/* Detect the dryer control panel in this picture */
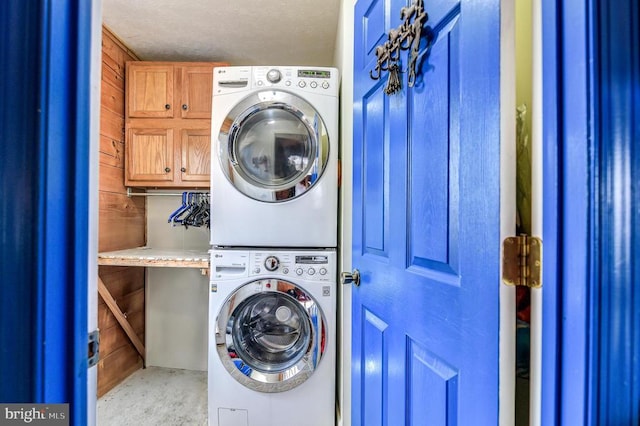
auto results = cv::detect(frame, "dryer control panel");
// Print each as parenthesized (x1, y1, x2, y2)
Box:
(212, 66, 339, 97)
(253, 66, 339, 97)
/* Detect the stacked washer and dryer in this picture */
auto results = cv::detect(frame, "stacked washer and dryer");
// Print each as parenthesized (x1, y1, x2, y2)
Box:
(208, 66, 339, 426)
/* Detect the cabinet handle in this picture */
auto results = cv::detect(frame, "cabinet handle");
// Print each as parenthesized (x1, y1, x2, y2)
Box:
(165, 104, 171, 110)
(182, 104, 188, 110)
(165, 167, 171, 173)
(181, 167, 186, 172)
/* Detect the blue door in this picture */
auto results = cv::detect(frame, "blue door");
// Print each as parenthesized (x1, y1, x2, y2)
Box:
(352, 0, 508, 424)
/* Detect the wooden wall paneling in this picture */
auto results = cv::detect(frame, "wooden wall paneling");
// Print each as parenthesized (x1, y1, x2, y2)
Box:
(101, 26, 135, 78)
(97, 266, 145, 300)
(99, 135, 124, 168)
(100, 109, 124, 143)
(101, 78, 124, 116)
(98, 25, 145, 396)
(99, 164, 129, 195)
(102, 62, 124, 91)
(97, 345, 143, 398)
(98, 279, 146, 361)
(99, 311, 145, 354)
(97, 299, 145, 335)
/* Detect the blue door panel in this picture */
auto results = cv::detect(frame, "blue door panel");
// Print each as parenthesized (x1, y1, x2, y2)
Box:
(363, 83, 389, 255)
(353, 0, 504, 424)
(408, 13, 460, 275)
(363, 0, 388, 65)
(361, 309, 387, 426)
(407, 340, 459, 426)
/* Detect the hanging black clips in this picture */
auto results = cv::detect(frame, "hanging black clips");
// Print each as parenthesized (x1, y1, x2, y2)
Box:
(370, 0, 429, 95)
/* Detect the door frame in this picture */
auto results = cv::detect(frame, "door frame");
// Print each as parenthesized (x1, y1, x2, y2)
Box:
(541, 0, 595, 423)
(541, 0, 640, 424)
(0, 0, 97, 424)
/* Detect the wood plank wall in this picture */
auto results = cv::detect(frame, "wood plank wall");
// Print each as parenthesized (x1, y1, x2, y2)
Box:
(98, 27, 146, 397)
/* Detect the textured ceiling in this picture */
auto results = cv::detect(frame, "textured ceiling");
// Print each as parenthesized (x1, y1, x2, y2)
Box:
(102, 0, 341, 66)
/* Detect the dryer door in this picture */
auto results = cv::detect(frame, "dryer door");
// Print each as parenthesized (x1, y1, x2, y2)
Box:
(217, 90, 330, 202)
(215, 278, 327, 393)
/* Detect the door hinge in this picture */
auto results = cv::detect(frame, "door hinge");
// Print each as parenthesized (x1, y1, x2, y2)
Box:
(88, 329, 100, 367)
(502, 235, 542, 288)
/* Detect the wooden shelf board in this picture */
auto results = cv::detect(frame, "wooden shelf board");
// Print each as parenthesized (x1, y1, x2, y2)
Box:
(98, 247, 209, 268)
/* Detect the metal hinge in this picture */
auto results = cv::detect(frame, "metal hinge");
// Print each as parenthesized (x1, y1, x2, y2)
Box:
(88, 329, 100, 367)
(502, 235, 542, 288)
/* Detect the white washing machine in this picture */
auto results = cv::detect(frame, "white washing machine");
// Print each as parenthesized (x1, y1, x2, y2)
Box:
(208, 248, 336, 426)
(210, 66, 339, 248)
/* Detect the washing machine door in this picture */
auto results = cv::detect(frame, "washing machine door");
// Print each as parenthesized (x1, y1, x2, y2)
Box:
(218, 90, 330, 202)
(215, 278, 327, 392)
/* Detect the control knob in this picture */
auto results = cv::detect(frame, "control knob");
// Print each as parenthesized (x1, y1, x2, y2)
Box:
(264, 256, 280, 271)
(266, 69, 282, 83)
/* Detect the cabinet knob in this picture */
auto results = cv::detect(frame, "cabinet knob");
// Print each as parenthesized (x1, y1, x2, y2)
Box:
(182, 104, 188, 110)
(165, 167, 171, 173)
(165, 104, 171, 110)
(181, 167, 186, 172)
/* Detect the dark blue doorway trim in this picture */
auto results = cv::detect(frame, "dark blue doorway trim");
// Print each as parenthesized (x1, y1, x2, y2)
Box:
(0, 0, 43, 402)
(542, 0, 595, 423)
(1, 1, 92, 424)
(543, 0, 640, 424)
(540, 0, 561, 422)
(592, 0, 640, 423)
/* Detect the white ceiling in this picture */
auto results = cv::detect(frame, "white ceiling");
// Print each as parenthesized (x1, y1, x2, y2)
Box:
(101, 0, 341, 66)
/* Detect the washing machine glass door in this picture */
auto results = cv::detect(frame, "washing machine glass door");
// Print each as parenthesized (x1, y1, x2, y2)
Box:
(218, 90, 330, 202)
(216, 279, 327, 392)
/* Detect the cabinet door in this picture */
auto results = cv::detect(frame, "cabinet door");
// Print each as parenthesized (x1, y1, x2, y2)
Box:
(127, 64, 174, 118)
(126, 127, 174, 183)
(180, 66, 213, 119)
(180, 128, 210, 183)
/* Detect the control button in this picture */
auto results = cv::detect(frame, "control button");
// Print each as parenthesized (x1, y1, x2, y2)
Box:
(298, 81, 306, 88)
(308, 268, 316, 275)
(253, 267, 261, 274)
(282, 267, 289, 274)
(267, 69, 282, 83)
(257, 80, 264, 86)
(310, 81, 318, 88)
(264, 256, 280, 271)
(295, 268, 304, 276)
(285, 80, 292, 86)
(319, 268, 327, 275)
(322, 81, 330, 89)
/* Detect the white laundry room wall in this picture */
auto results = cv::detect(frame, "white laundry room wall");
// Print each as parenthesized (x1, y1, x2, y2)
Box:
(145, 191, 210, 371)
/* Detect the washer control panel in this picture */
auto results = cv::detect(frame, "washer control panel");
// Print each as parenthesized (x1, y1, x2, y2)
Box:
(250, 251, 334, 281)
(252, 66, 339, 97)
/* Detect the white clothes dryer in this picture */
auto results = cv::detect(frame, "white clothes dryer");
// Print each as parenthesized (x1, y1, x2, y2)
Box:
(210, 66, 339, 247)
(208, 248, 336, 426)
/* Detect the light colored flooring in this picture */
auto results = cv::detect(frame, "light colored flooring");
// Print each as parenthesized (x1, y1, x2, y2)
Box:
(97, 367, 207, 426)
